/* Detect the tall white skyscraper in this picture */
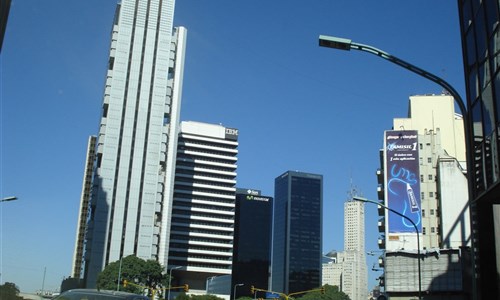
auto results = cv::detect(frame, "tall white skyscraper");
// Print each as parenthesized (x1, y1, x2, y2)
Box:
(342, 189, 368, 300)
(321, 188, 368, 300)
(72, 0, 187, 288)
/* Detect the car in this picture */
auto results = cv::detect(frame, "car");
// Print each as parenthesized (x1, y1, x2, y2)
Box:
(52, 289, 149, 300)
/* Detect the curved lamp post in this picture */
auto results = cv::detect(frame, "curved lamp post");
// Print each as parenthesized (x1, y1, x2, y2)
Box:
(319, 34, 475, 299)
(318, 34, 472, 201)
(233, 283, 244, 300)
(353, 196, 421, 300)
(168, 266, 182, 300)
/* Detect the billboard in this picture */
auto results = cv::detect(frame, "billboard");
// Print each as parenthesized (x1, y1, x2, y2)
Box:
(385, 130, 421, 233)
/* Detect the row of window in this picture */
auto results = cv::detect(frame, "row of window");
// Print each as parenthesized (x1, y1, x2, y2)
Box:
(422, 226, 438, 235)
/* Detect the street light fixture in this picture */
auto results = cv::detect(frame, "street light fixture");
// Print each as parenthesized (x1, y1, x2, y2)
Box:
(1, 196, 18, 202)
(168, 266, 182, 300)
(233, 283, 244, 300)
(319, 34, 475, 299)
(318, 34, 471, 187)
(353, 196, 421, 300)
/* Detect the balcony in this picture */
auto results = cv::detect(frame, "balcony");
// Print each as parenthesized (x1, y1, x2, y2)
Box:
(378, 235, 386, 249)
(378, 217, 385, 232)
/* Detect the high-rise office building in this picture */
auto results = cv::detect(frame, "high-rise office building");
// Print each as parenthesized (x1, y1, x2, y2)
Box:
(72, 136, 97, 279)
(457, 2, 500, 299)
(231, 188, 273, 299)
(377, 94, 470, 298)
(342, 192, 368, 300)
(271, 171, 323, 294)
(321, 188, 367, 300)
(72, 0, 187, 287)
(166, 121, 238, 293)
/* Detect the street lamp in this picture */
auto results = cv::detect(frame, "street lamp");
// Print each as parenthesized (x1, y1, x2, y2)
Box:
(168, 266, 181, 300)
(353, 196, 421, 300)
(318, 34, 472, 192)
(1, 196, 18, 202)
(319, 34, 475, 299)
(233, 283, 244, 300)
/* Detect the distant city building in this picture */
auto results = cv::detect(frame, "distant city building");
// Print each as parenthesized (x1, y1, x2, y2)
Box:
(321, 187, 368, 300)
(322, 251, 344, 289)
(72, 0, 187, 288)
(271, 171, 323, 294)
(342, 192, 368, 300)
(231, 188, 273, 299)
(166, 121, 238, 294)
(458, 2, 500, 299)
(377, 94, 470, 299)
(72, 136, 97, 279)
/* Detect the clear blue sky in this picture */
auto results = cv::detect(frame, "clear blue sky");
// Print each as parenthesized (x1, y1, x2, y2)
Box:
(1, 0, 464, 294)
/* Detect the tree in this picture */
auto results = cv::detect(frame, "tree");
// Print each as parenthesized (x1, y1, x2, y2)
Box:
(174, 295, 224, 300)
(297, 285, 350, 300)
(0, 282, 23, 300)
(96, 255, 169, 297)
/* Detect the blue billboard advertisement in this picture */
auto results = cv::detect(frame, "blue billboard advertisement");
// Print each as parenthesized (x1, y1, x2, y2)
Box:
(385, 130, 421, 233)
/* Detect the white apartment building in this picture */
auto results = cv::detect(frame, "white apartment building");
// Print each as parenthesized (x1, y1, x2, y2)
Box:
(73, 0, 187, 288)
(378, 94, 470, 298)
(165, 121, 238, 294)
(322, 192, 367, 300)
(343, 198, 368, 300)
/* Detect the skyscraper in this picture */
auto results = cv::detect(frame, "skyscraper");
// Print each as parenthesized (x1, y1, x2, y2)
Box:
(457, 2, 500, 299)
(231, 188, 273, 299)
(72, 0, 187, 287)
(342, 190, 368, 300)
(271, 171, 323, 294)
(72, 136, 97, 279)
(166, 121, 238, 293)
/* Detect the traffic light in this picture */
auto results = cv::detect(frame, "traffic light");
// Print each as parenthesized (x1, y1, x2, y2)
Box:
(250, 285, 255, 294)
(320, 286, 325, 294)
(183, 284, 189, 292)
(123, 280, 128, 287)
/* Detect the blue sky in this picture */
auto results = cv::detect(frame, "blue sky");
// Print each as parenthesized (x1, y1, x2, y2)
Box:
(0, 0, 464, 294)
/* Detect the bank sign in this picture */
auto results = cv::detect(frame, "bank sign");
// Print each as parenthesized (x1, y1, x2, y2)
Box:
(384, 130, 422, 233)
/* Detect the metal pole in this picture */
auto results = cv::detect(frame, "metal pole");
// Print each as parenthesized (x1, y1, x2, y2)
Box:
(354, 196, 421, 300)
(168, 266, 181, 300)
(117, 257, 123, 291)
(233, 283, 243, 300)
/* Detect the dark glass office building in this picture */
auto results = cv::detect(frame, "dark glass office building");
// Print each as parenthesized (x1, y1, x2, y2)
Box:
(271, 171, 323, 294)
(458, 1, 500, 299)
(231, 189, 273, 300)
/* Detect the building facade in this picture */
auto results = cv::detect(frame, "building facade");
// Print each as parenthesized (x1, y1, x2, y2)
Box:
(166, 121, 238, 294)
(72, 136, 97, 279)
(322, 251, 344, 289)
(377, 94, 470, 298)
(271, 171, 323, 294)
(73, 0, 187, 287)
(343, 196, 368, 300)
(231, 188, 273, 299)
(457, 1, 500, 299)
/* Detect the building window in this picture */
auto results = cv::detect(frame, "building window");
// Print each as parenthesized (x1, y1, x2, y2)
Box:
(421, 192, 425, 200)
(428, 174, 433, 180)
(430, 209, 435, 215)
(422, 209, 425, 217)
(423, 227, 426, 235)
(431, 227, 435, 233)
(419, 143, 423, 150)
(429, 191, 434, 198)
(427, 157, 432, 163)
(420, 175, 424, 182)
